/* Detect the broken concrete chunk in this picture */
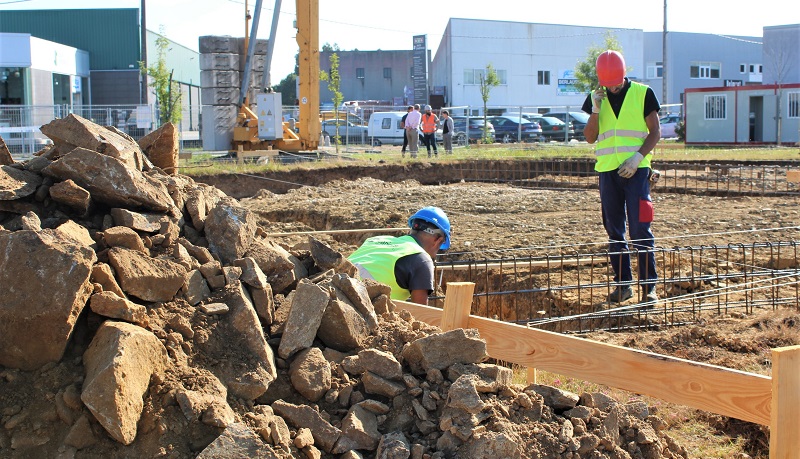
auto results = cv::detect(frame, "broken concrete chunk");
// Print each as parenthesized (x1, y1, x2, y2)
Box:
(234, 256, 268, 289)
(183, 269, 211, 305)
(195, 423, 281, 459)
(288, 347, 332, 403)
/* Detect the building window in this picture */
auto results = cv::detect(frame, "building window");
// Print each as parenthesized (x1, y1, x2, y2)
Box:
(356, 68, 365, 79)
(647, 62, 663, 79)
(463, 68, 507, 85)
(690, 62, 721, 79)
(704, 95, 726, 120)
(758, 64, 763, 74)
(739, 64, 746, 73)
(789, 92, 800, 119)
(537, 71, 550, 85)
(383, 68, 391, 79)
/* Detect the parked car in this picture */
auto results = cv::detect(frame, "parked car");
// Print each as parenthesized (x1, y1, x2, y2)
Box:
(660, 114, 681, 139)
(321, 119, 369, 144)
(542, 111, 590, 140)
(531, 116, 575, 141)
(451, 116, 495, 144)
(487, 115, 543, 143)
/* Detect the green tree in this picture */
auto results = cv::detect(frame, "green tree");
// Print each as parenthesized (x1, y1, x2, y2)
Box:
(319, 53, 343, 152)
(274, 73, 297, 106)
(139, 31, 182, 126)
(573, 32, 626, 93)
(479, 64, 500, 143)
(321, 42, 340, 52)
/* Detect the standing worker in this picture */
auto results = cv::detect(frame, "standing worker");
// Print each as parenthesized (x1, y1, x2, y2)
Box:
(441, 110, 454, 154)
(404, 104, 422, 158)
(400, 105, 413, 157)
(582, 50, 661, 304)
(420, 105, 439, 158)
(347, 207, 451, 305)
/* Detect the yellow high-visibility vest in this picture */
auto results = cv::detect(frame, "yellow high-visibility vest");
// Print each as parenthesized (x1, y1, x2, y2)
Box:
(594, 81, 652, 172)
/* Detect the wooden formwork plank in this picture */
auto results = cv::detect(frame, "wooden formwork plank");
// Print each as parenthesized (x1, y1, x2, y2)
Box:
(770, 345, 800, 458)
(397, 299, 772, 426)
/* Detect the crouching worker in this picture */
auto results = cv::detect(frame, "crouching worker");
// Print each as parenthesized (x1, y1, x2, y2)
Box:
(348, 207, 451, 305)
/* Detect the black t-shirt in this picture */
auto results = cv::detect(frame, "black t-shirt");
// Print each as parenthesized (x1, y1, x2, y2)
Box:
(581, 78, 660, 118)
(394, 251, 435, 294)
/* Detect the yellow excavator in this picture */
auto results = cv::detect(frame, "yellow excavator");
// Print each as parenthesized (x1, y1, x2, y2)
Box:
(232, 0, 320, 155)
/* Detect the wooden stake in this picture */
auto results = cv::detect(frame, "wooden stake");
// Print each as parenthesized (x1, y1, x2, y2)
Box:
(440, 282, 474, 331)
(770, 345, 800, 458)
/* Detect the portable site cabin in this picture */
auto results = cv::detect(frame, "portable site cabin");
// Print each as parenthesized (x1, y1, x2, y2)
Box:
(684, 83, 800, 145)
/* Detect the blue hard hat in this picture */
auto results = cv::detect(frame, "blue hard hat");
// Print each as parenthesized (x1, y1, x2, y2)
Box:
(408, 206, 451, 250)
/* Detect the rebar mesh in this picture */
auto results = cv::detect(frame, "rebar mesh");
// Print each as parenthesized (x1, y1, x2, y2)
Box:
(434, 241, 800, 333)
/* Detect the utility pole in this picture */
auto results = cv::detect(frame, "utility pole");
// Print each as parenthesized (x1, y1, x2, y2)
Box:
(662, 0, 668, 108)
(140, 0, 148, 104)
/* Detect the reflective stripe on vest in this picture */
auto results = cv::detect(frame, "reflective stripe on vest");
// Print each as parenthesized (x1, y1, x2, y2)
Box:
(594, 81, 652, 172)
(347, 235, 427, 300)
(421, 113, 437, 134)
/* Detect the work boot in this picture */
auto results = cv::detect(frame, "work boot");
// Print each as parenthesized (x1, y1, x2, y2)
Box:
(641, 287, 658, 305)
(607, 286, 633, 303)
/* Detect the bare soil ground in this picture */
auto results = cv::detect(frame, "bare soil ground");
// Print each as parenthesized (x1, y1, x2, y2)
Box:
(233, 171, 800, 458)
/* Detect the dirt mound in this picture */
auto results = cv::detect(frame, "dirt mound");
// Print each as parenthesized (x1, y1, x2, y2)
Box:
(0, 119, 697, 458)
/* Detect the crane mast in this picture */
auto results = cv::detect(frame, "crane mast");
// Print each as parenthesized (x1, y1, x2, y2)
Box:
(232, 0, 319, 154)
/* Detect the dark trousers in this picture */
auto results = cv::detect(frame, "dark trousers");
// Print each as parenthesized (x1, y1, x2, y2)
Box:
(422, 133, 437, 154)
(402, 131, 408, 152)
(599, 167, 657, 287)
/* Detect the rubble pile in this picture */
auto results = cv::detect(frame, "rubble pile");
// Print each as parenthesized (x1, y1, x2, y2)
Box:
(0, 117, 687, 458)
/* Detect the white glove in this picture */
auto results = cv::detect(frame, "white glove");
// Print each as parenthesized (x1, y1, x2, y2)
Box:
(591, 88, 605, 113)
(618, 152, 644, 178)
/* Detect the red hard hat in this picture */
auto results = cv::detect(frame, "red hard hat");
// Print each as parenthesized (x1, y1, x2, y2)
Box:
(596, 50, 626, 87)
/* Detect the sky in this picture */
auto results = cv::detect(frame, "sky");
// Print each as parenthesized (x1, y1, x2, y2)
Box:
(2, 0, 789, 82)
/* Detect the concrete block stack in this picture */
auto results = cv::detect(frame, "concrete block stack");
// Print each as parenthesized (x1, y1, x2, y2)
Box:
(199, 35, 268, 151)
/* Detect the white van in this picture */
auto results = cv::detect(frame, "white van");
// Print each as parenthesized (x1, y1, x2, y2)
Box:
(367, 111, 408, 146)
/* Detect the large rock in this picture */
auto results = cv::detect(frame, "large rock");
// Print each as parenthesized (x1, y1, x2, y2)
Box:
(39, 113, 147, 171)
(316, 294, 370, 353)
(138, 122, 179, 174)
(0, 164, 42, 200)
(107, 247, 187, 302)
(204, 282, 277, 399)
(42, 148, 175, 213)
(81, 321, 168, 445)
(196, 423, 282, 459)
(272, 400, 341, 454)
(0, 229, 96, 370)
(205, 199, 257, 265)
(288, 347, 331, 402)
(400, 328, 488, 375)
(49, 179, 91, 214)
(277, 280, 330, 360)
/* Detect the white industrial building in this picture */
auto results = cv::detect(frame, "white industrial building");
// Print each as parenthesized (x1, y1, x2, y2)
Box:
(430, 19, 644, 113)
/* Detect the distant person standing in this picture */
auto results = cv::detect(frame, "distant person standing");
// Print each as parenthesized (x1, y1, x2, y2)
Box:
(420, 105, 439, 158)
(404, 104, 422, 158)
(582, 50, 661, 305)
(400, 105, 413, 157)
(441, 110, 454, 154)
